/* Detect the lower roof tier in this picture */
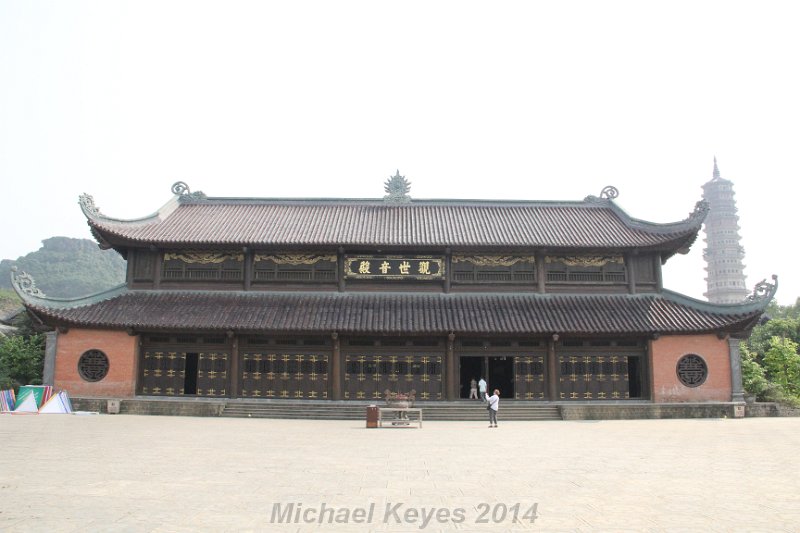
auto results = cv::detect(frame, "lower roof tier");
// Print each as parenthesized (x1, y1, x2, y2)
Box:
(22, 289, 766, 337)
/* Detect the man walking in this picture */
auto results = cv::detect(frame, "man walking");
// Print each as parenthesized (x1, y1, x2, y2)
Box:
(478, 377, 487, 402)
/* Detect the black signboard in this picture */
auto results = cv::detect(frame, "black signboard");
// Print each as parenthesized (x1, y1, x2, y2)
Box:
(344, 256, 445, 280)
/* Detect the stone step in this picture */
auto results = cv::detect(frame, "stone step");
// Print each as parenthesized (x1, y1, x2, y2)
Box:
(220, 402, 562, 421)
(222, 408, 558, 414)
(222, 413, 559, 420)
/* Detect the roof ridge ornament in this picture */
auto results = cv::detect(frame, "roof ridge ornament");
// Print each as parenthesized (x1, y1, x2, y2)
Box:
(384, 170, 411, 203)
(10, 267, 46, 298)
(171, 181, 207, 200)
(746, 275, 778, 302)
(600, 186, 619, 199)
(713, 156, 721, 180)
(585, 185, 618, 203)
(78, 193, 103, 218)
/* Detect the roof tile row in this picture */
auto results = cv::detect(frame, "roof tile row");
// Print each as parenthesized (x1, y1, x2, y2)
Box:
(88, 200, 704, 250)
(30, 290, 760, 335)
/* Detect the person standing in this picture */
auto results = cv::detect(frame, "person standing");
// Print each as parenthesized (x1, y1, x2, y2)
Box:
(486, 389, 500, 427)
(469, 378, 478, 399)
(478, 377, 487, 402)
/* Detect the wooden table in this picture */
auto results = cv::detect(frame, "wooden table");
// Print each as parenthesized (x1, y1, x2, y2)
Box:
(377, 407, 422, 428)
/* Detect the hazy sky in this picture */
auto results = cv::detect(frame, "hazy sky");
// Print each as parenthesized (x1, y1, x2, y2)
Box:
(1, 1, 798, 304)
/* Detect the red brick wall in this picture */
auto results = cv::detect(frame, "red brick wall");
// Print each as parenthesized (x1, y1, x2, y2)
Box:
(55, 328, 138, 398)
(650, 334, 731, 402)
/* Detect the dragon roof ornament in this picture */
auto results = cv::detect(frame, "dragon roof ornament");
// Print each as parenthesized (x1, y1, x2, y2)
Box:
(689, 200, 710, 221)
(79, 193, 103, 218)
(746, 275, 778, 303)
(10, 267, 46, 298)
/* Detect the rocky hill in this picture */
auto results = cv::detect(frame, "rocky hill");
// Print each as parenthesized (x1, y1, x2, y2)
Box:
(0, 237, 126, 299)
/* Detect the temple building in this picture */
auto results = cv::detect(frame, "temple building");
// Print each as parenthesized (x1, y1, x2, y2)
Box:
(12, 174, 776, 410)
(702, 158, 749, 304)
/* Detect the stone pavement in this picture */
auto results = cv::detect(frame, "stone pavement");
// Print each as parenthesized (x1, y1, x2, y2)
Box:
(1, 414, 799, 532)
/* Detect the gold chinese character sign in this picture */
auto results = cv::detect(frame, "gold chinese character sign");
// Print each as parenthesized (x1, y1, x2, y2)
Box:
(344, 256, 445, 280)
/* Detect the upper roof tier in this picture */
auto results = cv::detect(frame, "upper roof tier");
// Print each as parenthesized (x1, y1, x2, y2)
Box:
(80, 182, 708, 255)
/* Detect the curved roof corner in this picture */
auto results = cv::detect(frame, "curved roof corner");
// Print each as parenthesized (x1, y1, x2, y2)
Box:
(10, 267, 127, 311)
(606, 197, 708, 261)
(79, 191, 181, 225)
(610, 198, 708, 236)
(663, 274, 778, 316)
(79, 184, 189, 250)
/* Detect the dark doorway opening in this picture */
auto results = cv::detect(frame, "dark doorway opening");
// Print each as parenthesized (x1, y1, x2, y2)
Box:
(488, 356, 514, 398)
(459, 357, 483, 399)
(184, 352, 199, 395)
(628, 357, 642, 399)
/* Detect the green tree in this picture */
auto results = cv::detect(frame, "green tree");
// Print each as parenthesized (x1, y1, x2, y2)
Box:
(740, 299, 800, 406)
(763, 336, 800, 397)
(0, 333, 44, 390)
(740, 344, 768, 397)
(764, 299, 800, 320)
(744, 317, 800, 362)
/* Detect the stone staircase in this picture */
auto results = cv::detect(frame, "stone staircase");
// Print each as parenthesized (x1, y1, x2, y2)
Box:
(221, 400, 562, 421)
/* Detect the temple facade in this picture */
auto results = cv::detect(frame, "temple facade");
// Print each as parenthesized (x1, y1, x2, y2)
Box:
(13, 175, 776, 406)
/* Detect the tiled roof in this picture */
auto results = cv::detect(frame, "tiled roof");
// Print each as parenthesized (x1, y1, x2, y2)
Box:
(82, 194, 707, 252)
(25, 289, 763, 336)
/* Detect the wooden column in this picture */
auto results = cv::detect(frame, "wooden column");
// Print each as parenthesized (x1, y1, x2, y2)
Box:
(228, 332, 239, 398)
(640, 339, 652, 400)
(547, 335, 559, 401)
(243, 247, 251, 291)
(128, 330, 141, 396)
(655, 253, 664, 292)
(647, 336, 658, 401)
(153, 249, 162, 290)
(537, 251, 546, 293)
(338, 248, 346, 292)
(446, 333, 456, 400)
(626, 252, 637, 294)
(135, 336, 144, 395)
(444, 248, 451, 294)
(331, 332, 342, 400)
(126, 251, 135, 289)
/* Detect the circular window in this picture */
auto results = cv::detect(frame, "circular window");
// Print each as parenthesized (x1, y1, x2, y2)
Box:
(78, 350, 110, 382)
(676, 354, 708, 387)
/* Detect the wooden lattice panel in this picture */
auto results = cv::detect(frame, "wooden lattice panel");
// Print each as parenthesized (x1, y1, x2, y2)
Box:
(343, 354, 443, 400)
(241, 352, 329, 399)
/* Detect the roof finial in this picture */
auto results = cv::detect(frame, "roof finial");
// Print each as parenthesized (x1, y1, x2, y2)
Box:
(384, 170, 412, 203)
(713, 156, 721, 180)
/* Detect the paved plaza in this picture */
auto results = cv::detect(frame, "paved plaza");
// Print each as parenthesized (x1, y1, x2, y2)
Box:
(1, 414, 799, 532)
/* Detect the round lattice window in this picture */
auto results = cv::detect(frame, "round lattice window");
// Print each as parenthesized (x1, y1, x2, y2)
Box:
(78, 350, 109, 382)
(676, 354, 708, 387)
